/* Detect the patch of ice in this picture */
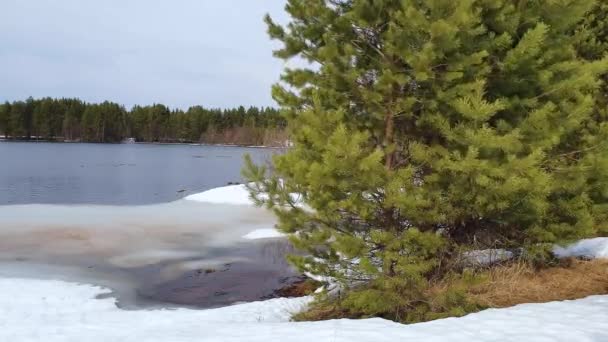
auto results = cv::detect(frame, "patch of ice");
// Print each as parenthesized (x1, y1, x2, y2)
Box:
(184, 183, 304, 208)
(184, 184, 255, 205)
(108, 250, 201, 268)
(166, 257, 250, 273)
(554, 237, 608, 259)
(242, 228, 286, 240)
(1, 278, 608, 341)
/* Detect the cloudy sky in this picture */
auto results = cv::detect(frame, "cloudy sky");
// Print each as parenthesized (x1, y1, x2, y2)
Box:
(0, 0, 289, 109)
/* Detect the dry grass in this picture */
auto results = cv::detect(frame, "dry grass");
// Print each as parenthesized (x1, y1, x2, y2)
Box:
(292, 300, 354, 322)
(295, 258, 608, 322)
(467, 258, 608, 308)
(276, 279, 322, 298)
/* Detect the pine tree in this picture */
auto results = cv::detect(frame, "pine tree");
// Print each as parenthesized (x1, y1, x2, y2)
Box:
(63, 101, 84, 141)
(576, 2, 608, 61)
(576, 2, 608, 233)
(9, 101, 27, 138)
(33, 99, 51, 139)
(81, 106, 97, 142)
(0, 102, 10, 138)
(245, 0, 608, 321)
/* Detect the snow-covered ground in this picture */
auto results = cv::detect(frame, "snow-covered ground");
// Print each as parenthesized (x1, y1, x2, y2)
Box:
(185, 184, 255, 205)
(1, 277, 607, 342)
(3, 184, 608, 341)
(554, 237, 608, 259)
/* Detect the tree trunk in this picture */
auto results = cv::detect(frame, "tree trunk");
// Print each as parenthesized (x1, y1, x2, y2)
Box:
(384, 110, 395, 169)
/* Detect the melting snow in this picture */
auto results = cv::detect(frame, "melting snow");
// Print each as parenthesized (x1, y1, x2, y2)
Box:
(185, 184, 304, 208)
(4, 183, 608, 340)
(185, 184, 254, 205)
(243, 229, 285, 240)
(0, 278, 607, 341)
(554, 237, 608, 259)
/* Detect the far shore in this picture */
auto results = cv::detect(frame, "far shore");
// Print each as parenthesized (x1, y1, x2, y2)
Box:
(0, 137, 290, 149)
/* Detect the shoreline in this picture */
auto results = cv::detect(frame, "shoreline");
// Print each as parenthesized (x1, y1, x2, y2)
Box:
(0, 196, 300, 310)
(0, 138, 289, 149)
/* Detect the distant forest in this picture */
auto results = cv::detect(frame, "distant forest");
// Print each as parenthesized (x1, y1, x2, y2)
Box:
(0, 98, 288, 146)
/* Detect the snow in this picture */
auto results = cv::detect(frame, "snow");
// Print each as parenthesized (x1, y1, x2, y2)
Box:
(5, 181, 607, 340)
(2, 277, 608, 341)
(184, 184, 254, 205)
(242, 228, 285, 240)
(457, 238, 608, 267)
(463, 249, 515, 266)
(554, 237, 608, 259)
(184, 183, 304, 208)
(457, 237, 608, 267)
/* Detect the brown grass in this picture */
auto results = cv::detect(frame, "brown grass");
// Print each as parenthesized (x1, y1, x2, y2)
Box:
(467, 258, 608, 308)
(276, 279, 322, 298)
(295, 258, 608, 322)
(293, 301, 354, 322)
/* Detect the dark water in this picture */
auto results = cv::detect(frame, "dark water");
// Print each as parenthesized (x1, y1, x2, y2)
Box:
(0, 141, 275, 205)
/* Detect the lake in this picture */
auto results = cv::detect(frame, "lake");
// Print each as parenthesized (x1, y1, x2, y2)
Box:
(0, 142, 275, 205)
(0, 142, 298, 309)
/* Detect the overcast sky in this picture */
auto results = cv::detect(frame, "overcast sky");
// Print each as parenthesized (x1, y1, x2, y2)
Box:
(0, 0, 289, 109)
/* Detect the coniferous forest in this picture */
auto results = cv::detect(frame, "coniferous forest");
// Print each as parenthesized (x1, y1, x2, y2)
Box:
(0, 98, 287, 146)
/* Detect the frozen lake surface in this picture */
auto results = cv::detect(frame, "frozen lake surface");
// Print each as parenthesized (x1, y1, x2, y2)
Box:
(0, 142, 296, 309)
(0, 199, 299, 309)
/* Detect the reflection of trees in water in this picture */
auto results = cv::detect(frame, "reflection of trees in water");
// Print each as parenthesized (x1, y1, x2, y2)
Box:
(258, 240, 296, 266)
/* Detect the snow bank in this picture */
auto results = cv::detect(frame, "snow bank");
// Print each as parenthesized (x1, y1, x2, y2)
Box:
(2, 277, 608, 341)
(554, 237, 608, 259)
(184, 184, 254, 205)
(185, 183, 304, 208)
(242, 228, 285, 240)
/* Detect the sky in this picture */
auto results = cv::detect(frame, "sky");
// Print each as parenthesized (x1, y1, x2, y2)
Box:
(0, 0, 290, 109)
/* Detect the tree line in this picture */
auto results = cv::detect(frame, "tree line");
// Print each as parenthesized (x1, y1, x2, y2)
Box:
(0, 98, 288, 146)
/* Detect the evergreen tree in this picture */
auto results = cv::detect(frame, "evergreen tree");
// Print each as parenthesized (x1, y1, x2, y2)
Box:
(245, 0, 608, 321)
(33, 98, 51, 139)
(186, 106, 212, 142)
(23, 97, 35, 140)
(0, 102, 10, 137)
(81, 106, 97, 142)
(63, 100, 85, 141)
(47, 99, 65, 139)
(576, 2, 608, 61)
(576, 2, 608, 233)
(9, 101, 27, 138)
(0, 97, 285, 145)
